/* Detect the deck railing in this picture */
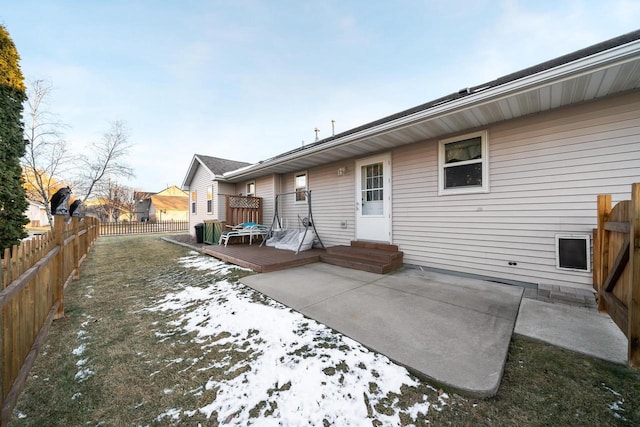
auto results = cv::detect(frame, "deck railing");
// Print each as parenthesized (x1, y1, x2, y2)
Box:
(1, 216, 99, 425)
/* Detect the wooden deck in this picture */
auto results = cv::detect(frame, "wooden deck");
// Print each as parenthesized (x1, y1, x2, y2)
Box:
(201, 244, 325, 273)
(200, 240, 404, 274)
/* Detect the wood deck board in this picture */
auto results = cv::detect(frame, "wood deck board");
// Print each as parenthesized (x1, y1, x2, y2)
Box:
(201, 244, 324, 273)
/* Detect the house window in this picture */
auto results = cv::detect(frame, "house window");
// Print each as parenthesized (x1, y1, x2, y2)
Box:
(191, 191, 196, 214)
(246, 182, 255, 197)
(294, 172, 307, 202)
(556, 234, 591, 272)
(438, 130, 488, 195)
(206, 186, 212, 214)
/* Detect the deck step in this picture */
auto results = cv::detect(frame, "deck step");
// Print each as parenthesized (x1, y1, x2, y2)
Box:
(326, 245, 403, 264)
(350, 241, 399, 252)
(320, 254, 400, 274)
(321, 242, 403, 274)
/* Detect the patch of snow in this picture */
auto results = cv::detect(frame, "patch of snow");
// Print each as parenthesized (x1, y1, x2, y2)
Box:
(71, 393, 82, 400)
(74, 368, 95, 382)
(156, 408, 182, 422)
(76, 358, 88, 366)
(602, 383, 627, 422)
(146, 254, 447, 425)
(72, 344, 86, 356)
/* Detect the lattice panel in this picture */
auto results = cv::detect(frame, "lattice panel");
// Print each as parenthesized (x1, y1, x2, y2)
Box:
(229, 196, 261, 209)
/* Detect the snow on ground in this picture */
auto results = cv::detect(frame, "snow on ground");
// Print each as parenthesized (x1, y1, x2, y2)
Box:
(148, 252, 449, 425)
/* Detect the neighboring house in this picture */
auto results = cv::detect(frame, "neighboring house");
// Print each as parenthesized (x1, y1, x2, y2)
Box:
(25, 200, 48, 227)
(148, 186, 189, 221)
(182, 30, 640, 291)
(134, 191, 154, 221)
(181, 155, 252, 232)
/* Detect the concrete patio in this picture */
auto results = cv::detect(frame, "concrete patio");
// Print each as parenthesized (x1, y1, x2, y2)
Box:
(240, 262, 628, 398)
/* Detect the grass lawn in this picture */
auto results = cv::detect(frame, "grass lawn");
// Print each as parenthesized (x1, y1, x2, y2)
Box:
(9, 234, 640, 426)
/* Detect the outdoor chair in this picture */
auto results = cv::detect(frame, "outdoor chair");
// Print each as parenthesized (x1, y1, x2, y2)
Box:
(219, 222, 269, 247)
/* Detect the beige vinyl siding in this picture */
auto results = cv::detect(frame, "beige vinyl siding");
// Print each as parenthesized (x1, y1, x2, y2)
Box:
(276, 162, 355, 246)
(255, 175, 277, 226)
(216, 182, 235, 222)
(392, 91, 640, 290)
(305, 161, 355, 247)
(187, 163, 213, 235)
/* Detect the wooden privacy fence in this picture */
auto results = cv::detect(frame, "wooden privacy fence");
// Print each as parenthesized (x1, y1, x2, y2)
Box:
(99, 220, 188, 236)
(0, 216, 99, 425)
(594, 183, 640, 367)
(225, 195, 262, 226)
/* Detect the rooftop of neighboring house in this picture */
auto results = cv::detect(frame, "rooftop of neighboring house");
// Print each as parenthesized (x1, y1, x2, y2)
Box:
(150, 194, 188, 211)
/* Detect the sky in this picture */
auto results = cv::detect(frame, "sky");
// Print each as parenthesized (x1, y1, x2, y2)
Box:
(2, 0, 640, 192)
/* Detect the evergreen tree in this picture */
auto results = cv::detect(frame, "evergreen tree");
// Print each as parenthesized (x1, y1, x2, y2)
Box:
(0, 25, 29, 251)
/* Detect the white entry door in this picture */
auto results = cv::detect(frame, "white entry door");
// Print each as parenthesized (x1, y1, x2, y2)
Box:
(355, 153, 391, 242)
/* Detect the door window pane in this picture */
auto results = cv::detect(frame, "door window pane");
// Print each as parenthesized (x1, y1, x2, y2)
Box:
(361, 162, 383, 215)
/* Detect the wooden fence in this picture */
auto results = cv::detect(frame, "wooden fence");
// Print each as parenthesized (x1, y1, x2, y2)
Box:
(594, 183, 640, 367)
(99, 220, 188, 236)
(0, 216, 99, 425)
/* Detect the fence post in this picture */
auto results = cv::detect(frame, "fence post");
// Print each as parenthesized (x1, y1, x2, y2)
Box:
(596, 194, 612, 312)
(53, 216, 65, 320)
(72, 217, 80, 279)
(630, 183, 640, 367)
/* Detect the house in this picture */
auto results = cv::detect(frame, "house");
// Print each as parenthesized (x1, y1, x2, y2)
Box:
(181, 155, 252, 231)
(182, 30, 640, 291)
(135, 186, 189, 222)
(148, 186, 189, 221)
(25, 200, 49, 228)
(134, 191, 154, 221)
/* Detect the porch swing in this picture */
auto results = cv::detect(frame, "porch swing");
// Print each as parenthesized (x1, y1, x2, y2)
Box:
(261, 189, 325, 254)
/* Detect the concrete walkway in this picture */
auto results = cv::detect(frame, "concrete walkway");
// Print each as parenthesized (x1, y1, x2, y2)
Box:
(240, 263, 629, 398)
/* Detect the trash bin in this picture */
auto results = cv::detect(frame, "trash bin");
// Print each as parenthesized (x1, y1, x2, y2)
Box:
(194, 223, 204, 243)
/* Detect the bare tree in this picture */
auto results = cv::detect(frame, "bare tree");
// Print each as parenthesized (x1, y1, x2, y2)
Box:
(76, 120, 134, 203)
(117, 185, 138, 222)
(89, 180, 137, 223)
(21, 79, 71, 229)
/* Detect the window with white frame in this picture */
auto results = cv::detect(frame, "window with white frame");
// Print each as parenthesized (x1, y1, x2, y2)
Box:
(294, 172, 307, 202)
(438, 130, 488, 195)
(206, 186, 213, 213)
(246, 182, 255, 197)
(191, 191, 197, 214)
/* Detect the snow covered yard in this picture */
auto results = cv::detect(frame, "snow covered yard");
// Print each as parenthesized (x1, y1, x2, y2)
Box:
(149, 252, 451, 425)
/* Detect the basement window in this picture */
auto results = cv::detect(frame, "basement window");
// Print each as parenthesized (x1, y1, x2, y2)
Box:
(555, 234, 590, 272)
(438, 130, 489, 195)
